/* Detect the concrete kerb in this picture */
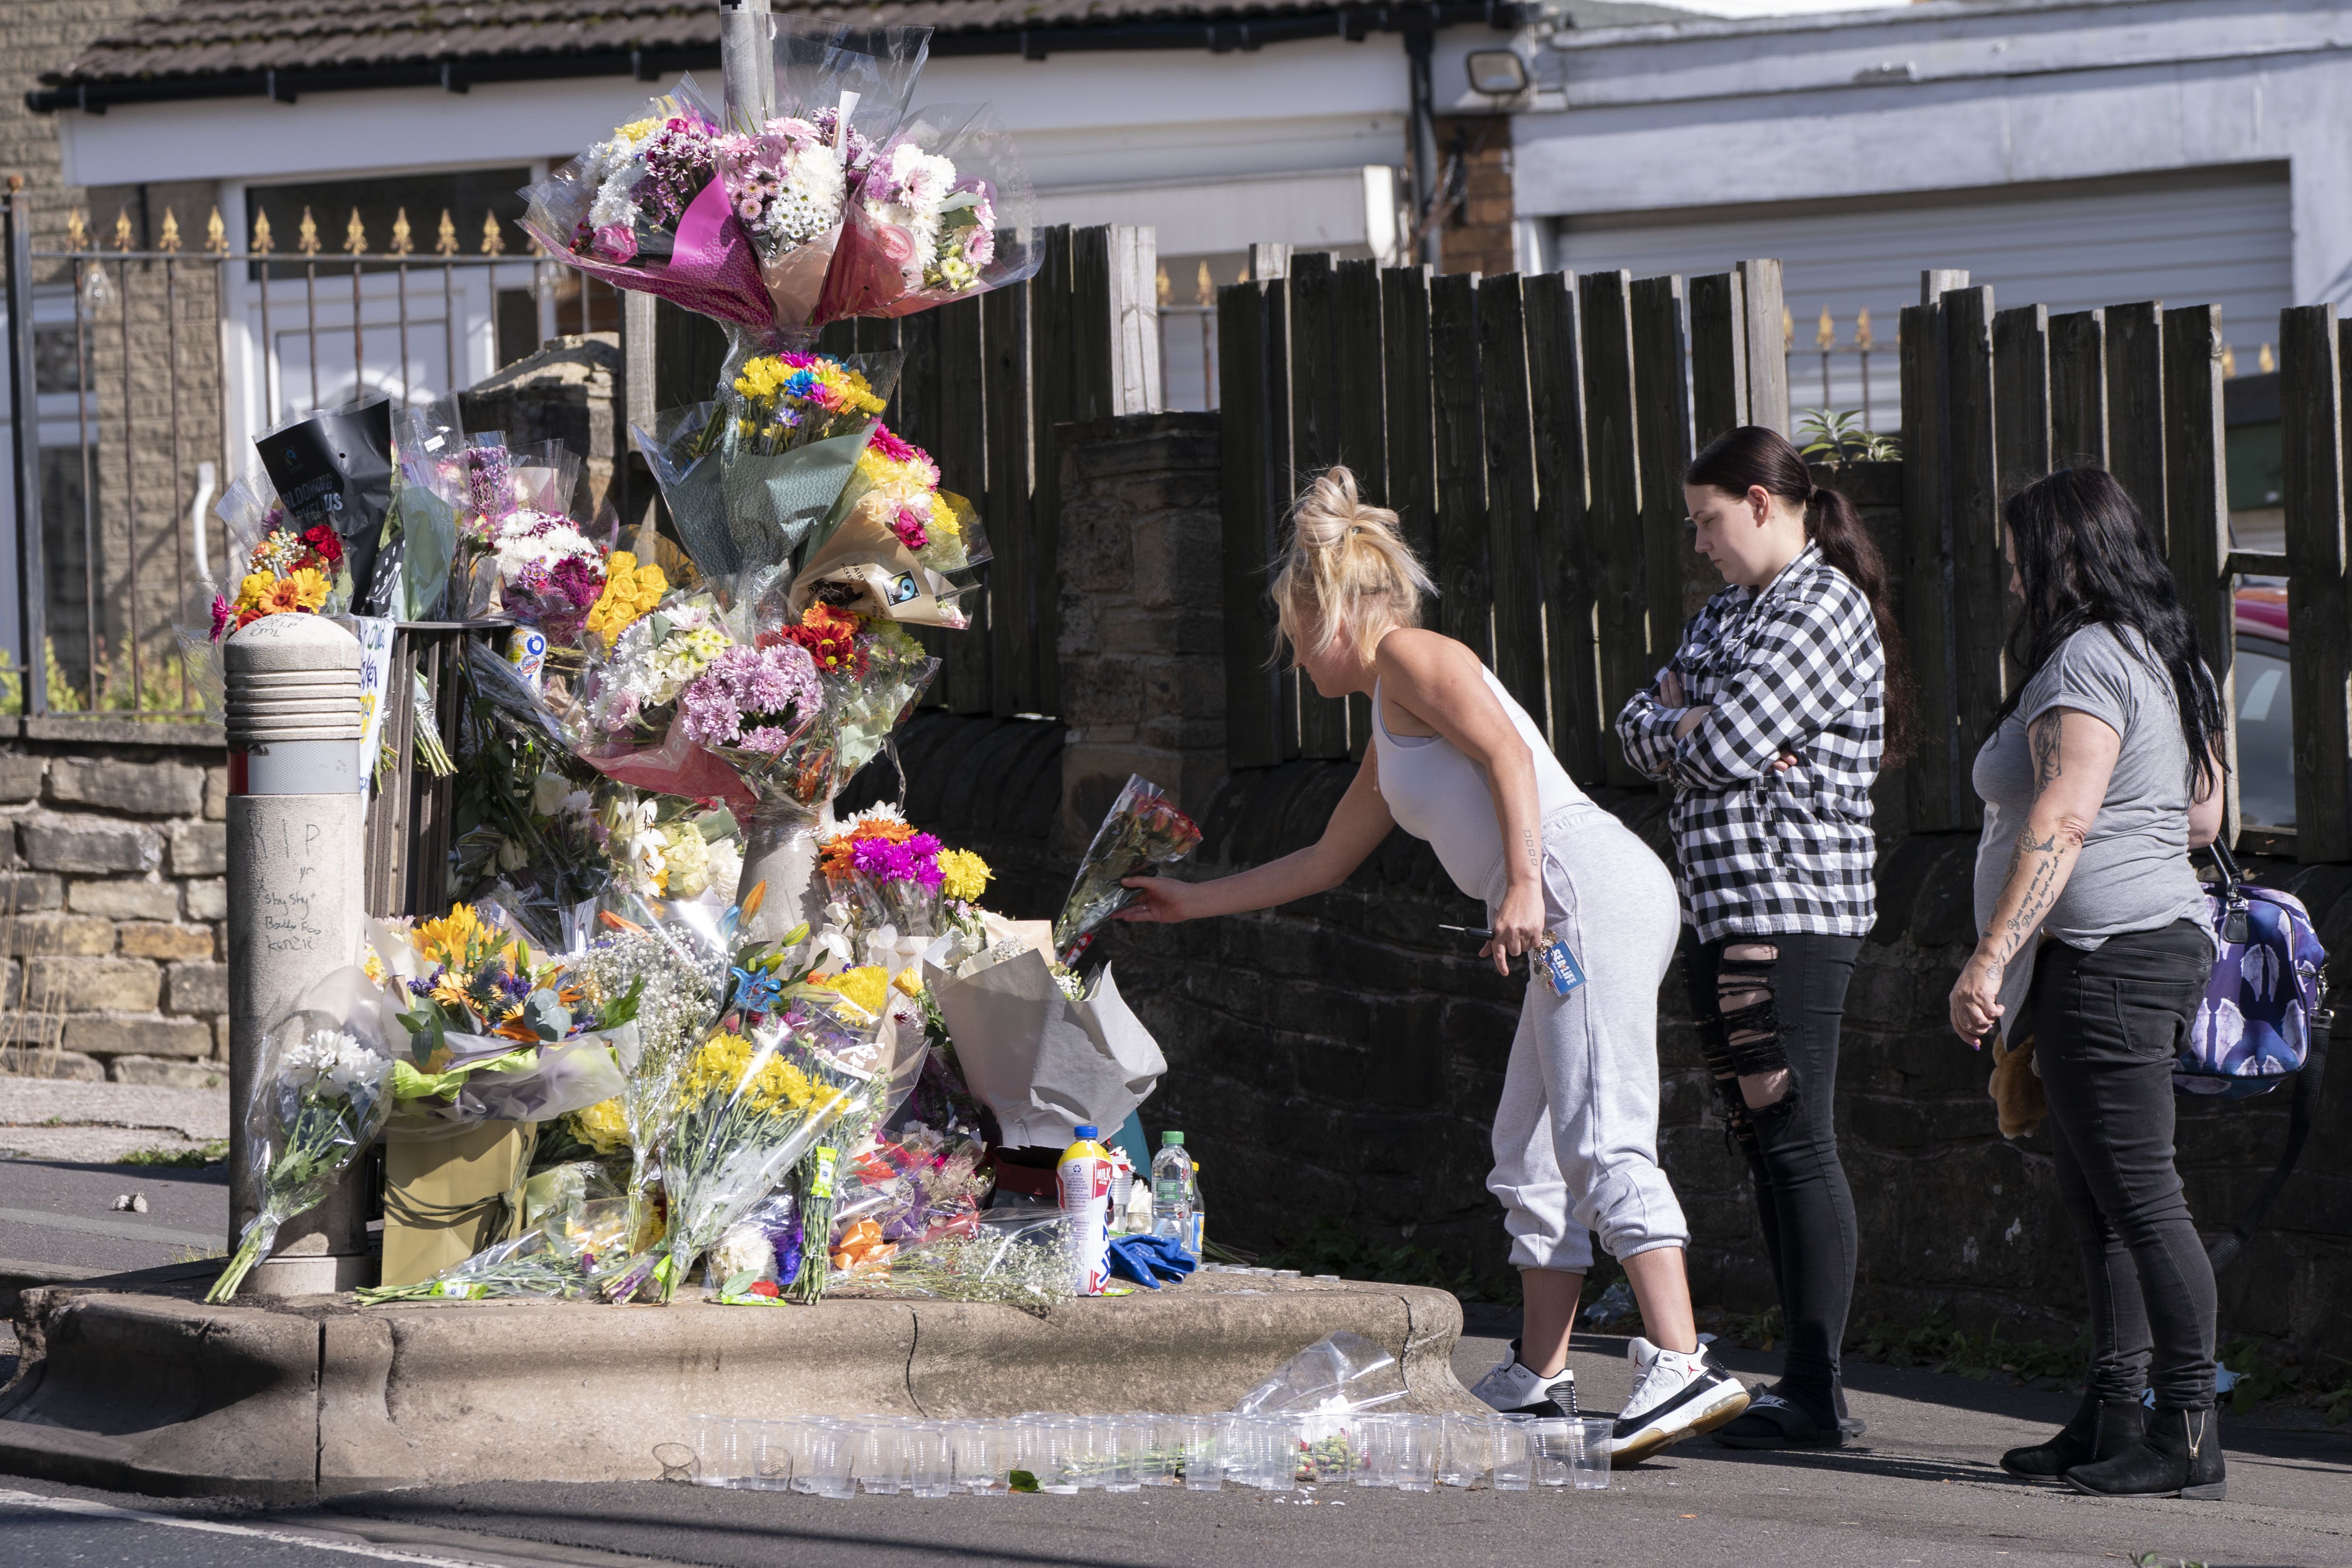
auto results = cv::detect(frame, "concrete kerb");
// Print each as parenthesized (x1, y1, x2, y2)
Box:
(0, 1272, 1483, 1498)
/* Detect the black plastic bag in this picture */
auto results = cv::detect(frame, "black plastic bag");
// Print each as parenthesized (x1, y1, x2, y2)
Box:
(257, 398, 395, 614)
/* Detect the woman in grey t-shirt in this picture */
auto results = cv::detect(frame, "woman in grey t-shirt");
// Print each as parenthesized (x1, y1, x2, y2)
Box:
(1949, 468, 2228, 1500)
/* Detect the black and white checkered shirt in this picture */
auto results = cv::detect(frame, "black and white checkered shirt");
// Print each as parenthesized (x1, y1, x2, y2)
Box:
(1615, 541, 1884, 942)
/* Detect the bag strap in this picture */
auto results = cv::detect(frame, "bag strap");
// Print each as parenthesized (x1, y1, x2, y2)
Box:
(2205, 1032, 2328, 1274)
(2204, 838, 2245, 899)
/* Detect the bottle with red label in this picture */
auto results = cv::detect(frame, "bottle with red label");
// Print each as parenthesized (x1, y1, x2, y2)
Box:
(1056, 1124, 1114, 1296)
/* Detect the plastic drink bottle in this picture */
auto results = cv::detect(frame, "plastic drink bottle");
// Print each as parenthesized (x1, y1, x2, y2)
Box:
(1057, 1124, 1114, 1295)
(1152, 1131, 1198, 1254)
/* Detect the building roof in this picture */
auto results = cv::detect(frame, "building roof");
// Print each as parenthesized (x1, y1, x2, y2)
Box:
(24, 0, 1685, 112)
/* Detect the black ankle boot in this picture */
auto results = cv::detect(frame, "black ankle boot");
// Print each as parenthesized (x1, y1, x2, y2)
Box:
(2064, 1405, 2225, 1500)
(2001, 1395, 2146, 1480)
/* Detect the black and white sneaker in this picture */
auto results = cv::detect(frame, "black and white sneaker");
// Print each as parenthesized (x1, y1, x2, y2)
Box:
(1469, 1338, 1581, 1417)
(1608, 1337, 1750, 1466)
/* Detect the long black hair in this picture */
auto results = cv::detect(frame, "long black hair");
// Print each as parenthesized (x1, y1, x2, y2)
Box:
(1993, 467, 2224, 796)
(1685, 425, 1913, 763)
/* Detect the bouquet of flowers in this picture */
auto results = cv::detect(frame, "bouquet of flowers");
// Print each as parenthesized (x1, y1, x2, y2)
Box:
(352, 1195, 633, 1305)
(1054, 774, 1204, 962)
(207, 968, 402, 1303)
(829, 1119, 989, 1265)
(369, 903, 633, 1134)
(599, 974, 921, 1302)
(786, 424, 987, 628)
(521, 82, 780, 334)
(635, 350, 899, 578)
(840, 1211, 1079, 1310)
(817, 805, 990, 965)
(206, 478, 348, 640)
(814, 103, 1040, 324)
(598, 791, 743, 906)
(486, 508, 608, 645)
(585, 549, 672, 654)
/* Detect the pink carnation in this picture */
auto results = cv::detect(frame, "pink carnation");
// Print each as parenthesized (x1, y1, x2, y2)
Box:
(592, 223, 637, 263)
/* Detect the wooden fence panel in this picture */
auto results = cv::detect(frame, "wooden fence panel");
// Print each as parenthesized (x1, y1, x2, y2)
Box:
(1631, 274, 1693, 657)
(2162, 303, 2236, 841)
(1334, 260, 1389, 505)
(1431, 271, 1491, 663)
(1738, 259, 1791, 437)
(1026, 229, 1076, 720)
(1579, 269, 1647, 788)
(1381, 267, 1438, 568)
(1288, 253, 1351, 759)
(1480, 274, 1546, 727)
(1525, 273, 1599, 780)
(1900, 299, 1958, 830)
(2280, 307, 2351, 862)
(2049, 308, 2108, 468)
(1688, 270, 1747, 447)
(1945, 286, 2004, 824)
(2105, 301, 2168, 547)
(1218, 280, 1284, 769)
(983, 276, 1037, 716)
(1992, 303, 2050, 498)
(932, 298, 991, 714)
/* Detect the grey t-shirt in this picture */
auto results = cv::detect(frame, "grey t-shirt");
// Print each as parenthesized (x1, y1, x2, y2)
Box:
(1971, 623, 2209, 950)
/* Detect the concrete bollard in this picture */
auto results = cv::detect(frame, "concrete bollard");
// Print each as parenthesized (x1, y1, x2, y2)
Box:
(736, 801, 837, 944)
(224, 613, 371, 1294)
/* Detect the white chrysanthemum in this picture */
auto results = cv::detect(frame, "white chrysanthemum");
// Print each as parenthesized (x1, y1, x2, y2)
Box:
(705, 837, 743, 908)
(840, 802, 909, 832)
(279, 1028, 384, 1097)
(712, 1223, 774, 1283)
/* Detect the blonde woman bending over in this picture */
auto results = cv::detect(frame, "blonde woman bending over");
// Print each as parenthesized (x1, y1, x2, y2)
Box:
(1116, 468, 1748, 1464)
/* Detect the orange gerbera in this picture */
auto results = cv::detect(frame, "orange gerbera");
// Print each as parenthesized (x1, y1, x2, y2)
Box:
(818, 815, 917, 878)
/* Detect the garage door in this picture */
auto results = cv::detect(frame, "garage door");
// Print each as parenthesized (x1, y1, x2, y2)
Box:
(1553, 167, 2292, 430)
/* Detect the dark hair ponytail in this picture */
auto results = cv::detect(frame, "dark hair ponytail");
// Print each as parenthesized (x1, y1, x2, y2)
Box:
(1686, 425, 1914, 763)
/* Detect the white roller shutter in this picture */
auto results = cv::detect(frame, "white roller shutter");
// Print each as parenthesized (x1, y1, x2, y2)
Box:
(1553, 168, 2292, 426)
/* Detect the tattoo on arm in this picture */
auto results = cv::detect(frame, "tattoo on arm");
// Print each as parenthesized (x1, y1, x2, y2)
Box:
(1523, 828, 1539, 876)
(2029, 715, 2063, 796)
(1991, 827, 2066, 963)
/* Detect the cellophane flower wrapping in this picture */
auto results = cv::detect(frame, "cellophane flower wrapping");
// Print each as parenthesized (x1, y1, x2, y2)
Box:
(846, 1211, 1079, 1310)
(600, 981, 923, 1303)
(457, 437, 588, 621)
(389, 401, 466, 623)
(785, 423, 989, 629)
(814, 103, 1040, 324)
(352, 1194, 633, 1304)
(1052, 774, 1205, 960)
(816, 805, 990, 973)
(566, 914, 732, 1255)
(207, 967, 402, 1303)
(521, 80, 779, 334)
(825, 1120, 989, 1278)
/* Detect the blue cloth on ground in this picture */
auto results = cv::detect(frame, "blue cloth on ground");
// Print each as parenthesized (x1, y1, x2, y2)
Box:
(1105, 1233, 1198, 1289)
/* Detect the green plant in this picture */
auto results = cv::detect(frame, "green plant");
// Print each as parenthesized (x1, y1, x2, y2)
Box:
(0, 635, 200, 719)
(1731, 1303, 1786, 1353)
(120, 1138, 229, 1168)
(1795, 407, 1900, 468)
(1845, 1306, 2086, 1384)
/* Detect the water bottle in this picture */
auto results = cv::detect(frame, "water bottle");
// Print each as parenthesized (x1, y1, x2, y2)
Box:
(1152, 1131, 1198, 1255)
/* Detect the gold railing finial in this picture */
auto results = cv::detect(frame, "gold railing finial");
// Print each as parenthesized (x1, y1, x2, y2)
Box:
(390, 207, 413, 256)
(158, 208, 181, 253)
(2220, 342, 2238, 378)
(435, 208, 459, 256)
(2259, 342, 2275, 374)
(1196, 259, 1212, 308)
(1156, 263, 1170, 307)
(1816, 305, 1834, 351)
(343, 206, 368, 256)
(1781, 304, 1793, 351)
(1854, 306, 1874, 351)
(296, 205, 320, 256)
(252, 209, 275, 254)
(66, 207, 87, 248)
(112, 206, 133, 252)
(205, 207, 228, 255)
(479, 212, 505, 256)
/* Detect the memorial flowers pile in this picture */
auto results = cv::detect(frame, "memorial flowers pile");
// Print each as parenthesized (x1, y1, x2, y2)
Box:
(585, 551, 671, 650)
(819, 806, 991, 944)
(209, 512, 345, 639)
(488, 508, 607, 645)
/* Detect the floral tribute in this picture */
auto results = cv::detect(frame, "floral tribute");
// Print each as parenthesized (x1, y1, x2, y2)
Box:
(490, 509, 607, 643)
(210, 513, 345, 639)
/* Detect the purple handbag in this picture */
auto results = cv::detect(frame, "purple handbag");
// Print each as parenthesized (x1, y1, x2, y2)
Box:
(2185, 840, 2332, 1272)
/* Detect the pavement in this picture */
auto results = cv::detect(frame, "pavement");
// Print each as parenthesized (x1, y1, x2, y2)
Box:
(1, 1311, 2345, 1568)
(0, 1078, 231, 1165)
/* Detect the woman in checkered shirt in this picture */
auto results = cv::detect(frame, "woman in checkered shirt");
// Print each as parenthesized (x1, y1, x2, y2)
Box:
(1616, 425, 1912, 1450)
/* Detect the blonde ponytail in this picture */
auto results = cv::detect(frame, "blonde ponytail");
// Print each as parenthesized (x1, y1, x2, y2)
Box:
(1268, 466, 1435, 663)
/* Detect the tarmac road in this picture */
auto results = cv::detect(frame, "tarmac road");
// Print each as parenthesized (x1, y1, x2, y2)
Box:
(5, 1327, 2347, 1568)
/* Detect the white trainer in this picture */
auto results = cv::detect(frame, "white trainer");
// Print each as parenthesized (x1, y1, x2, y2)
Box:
(1469, 1339, 1580, 1417)
(1608, 1337, 1750, 1465)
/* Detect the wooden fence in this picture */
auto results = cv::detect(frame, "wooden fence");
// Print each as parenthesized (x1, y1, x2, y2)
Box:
(1218, 254, 2352, 864)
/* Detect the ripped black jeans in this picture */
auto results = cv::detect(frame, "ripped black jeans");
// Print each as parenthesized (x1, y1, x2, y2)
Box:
(1684, 931, 1862, 1419)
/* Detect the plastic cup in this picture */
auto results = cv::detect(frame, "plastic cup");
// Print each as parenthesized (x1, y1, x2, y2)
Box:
(1098, 1417, 1144, 1492)
(1351, 1415, 1394, 1488)
(1391, 1416, 1440, 1492)
(691, 1415, 739, 1488)
(1300, 1416, 1357, 1484)
(801, 1421, 857, 1499)
(1177, 1416, 1222, 1491)
(1439, 1413, 1492, 1488)
(1567, 1417, 1614, 1489)
(906, 1422, 955, 1497)
(1253, 1416, 1299, 1492)
(1490, 1420, 1532, 1491)
(1037, 1420, 1083, 1495)
(1137, 1415, 1184, 1487)
(951, 1422, 1007, 1496)
(1524, 1417, 1572, 1487)
(854, 1421, 905, 1495)
(751, 1419, 804, 1492)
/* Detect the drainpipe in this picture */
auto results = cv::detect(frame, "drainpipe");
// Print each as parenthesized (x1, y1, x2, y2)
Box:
(718, 0, 775, 130)
(1405, 15, 1441, 270)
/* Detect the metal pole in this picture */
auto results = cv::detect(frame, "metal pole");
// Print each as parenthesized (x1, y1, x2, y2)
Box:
(4, 183, 48, 716)
(718, 0, 775, 131)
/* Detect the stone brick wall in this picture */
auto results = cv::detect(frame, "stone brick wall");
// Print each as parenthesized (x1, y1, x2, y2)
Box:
(0, 738, 228, 1090)
(1433, 114, 1515, 278)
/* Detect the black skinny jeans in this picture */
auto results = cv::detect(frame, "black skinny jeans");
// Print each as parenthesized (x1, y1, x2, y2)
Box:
(2032, 918, 2218, 1409)
(1683, 931, 1861, 1416)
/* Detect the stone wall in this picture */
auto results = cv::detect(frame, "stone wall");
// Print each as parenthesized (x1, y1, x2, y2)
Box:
(0, 738, 228, 1090)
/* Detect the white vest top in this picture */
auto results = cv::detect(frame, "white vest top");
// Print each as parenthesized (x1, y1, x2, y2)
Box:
(1370, 667, 1587, 901)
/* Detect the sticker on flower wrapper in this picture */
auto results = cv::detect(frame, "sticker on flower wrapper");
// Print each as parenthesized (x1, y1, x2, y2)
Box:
(811, 1146, 837, 1201)
(1536, 930, 1585, 997)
